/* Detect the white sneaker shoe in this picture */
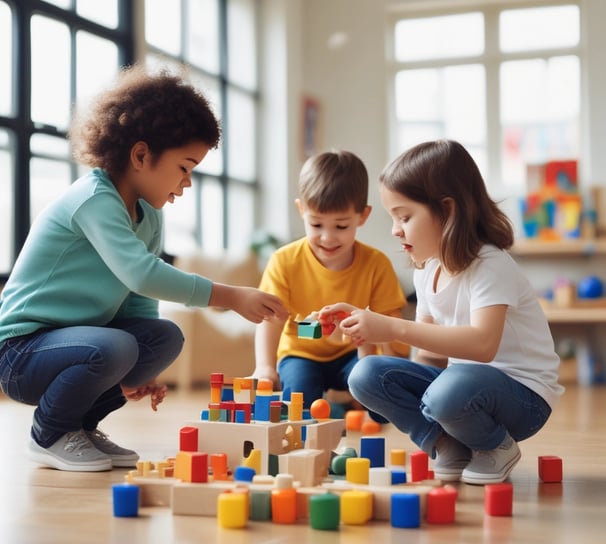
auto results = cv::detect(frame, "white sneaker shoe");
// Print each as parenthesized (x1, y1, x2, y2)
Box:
(433, 434, 472, 482)
(29, 430, 112, 472)
(461, 433, 521, 485)
(85, 429, 139, 468)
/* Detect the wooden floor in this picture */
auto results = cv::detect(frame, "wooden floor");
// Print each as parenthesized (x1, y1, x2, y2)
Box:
(1, 383, 605, 544)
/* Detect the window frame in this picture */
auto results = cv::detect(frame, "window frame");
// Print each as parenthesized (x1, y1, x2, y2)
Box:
(386, 0, 582, 197)
(144, 0, 261, 254)
(0, 0, 135, 281)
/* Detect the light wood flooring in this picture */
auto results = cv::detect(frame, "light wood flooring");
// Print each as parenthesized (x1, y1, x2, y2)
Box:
(1, 383, 605, 544)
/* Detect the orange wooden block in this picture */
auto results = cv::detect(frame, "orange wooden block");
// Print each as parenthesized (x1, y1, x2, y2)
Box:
(271, 488, 297, 524)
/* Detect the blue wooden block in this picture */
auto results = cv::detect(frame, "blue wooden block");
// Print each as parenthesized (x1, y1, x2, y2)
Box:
(391, 493, 420, 528)
(112, 483, 139, 517)
(360, 436, 385, 468)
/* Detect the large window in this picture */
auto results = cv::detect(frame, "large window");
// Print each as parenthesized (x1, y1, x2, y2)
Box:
(145, 0, 259, 256)
(0, 0, 133, 279)
(0, 0, 260, 280)
(389, 2, 581, 194)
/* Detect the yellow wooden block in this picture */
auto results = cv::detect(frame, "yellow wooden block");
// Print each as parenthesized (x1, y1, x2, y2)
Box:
(218, 491, 248, 528)
(341, 490, 373, 525)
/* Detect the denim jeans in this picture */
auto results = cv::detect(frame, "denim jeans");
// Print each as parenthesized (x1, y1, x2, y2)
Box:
(278, 350, 358, 408)
(348, 356, 552, 457)
(0, 318, 183, 447)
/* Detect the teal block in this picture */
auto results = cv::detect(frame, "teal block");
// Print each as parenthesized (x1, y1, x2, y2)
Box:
(298, 320, 322, 338)
(250, 490, 272, 521)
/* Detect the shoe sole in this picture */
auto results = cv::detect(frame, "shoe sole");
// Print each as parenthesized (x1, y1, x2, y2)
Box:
(111, 456, 140, 468)
(433, 470, 463, 482)
(461, 449, 522, 485)
(29, 445, 112, 472)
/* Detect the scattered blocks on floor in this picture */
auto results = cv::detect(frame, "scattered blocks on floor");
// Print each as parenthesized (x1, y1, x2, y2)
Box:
(426, 486, 457, 524)
(217, 490, 248, 528)
(391, 493, 420, 528)
(309, 493, 340, 530)
(485, 483, 514, 516)
(341, 490, 373, 525)
(410, 451, 429, 482)
(112, 483, 140, 517)
(538, 455, 563, 483)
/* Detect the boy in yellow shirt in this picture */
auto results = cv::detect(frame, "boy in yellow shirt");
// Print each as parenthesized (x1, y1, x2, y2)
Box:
(253, 150, 408, 415)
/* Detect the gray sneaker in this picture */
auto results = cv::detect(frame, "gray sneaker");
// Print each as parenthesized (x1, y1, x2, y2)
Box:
(433, 434, 472, 481)
(29, 430, 112, 472)
(85, 429, 139, 468)
(461, 433, 521, 485)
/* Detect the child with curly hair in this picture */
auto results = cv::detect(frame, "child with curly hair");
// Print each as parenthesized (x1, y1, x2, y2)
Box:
(0, 64, 287, 472)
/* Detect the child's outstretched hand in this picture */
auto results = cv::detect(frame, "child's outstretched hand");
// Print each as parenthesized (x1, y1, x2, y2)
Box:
(209, 284, 289, 324)
(121, 381, 168, 411)
(320, 303, 396, 346)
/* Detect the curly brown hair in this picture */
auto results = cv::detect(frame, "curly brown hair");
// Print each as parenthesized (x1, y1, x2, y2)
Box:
(69, 64, 221, 179)
(380, 139, 514, 274)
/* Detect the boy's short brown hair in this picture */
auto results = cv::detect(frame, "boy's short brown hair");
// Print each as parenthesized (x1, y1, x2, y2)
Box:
(298, 150, 368, 213)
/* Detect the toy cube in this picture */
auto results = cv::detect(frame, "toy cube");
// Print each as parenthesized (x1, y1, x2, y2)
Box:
(485, 483, 513, 516)
(217, 491, 248, 528)
(426, 486, 457, 524)
(341, 490, 373, 525)
(538, 455, 563, 483)
(298, 320, 322, 338)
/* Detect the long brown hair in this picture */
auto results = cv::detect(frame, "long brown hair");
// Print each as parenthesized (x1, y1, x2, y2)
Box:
(380, 139, 513, 274)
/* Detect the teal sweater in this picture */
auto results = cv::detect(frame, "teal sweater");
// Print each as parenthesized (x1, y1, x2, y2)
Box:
(0, 169, 213, 343)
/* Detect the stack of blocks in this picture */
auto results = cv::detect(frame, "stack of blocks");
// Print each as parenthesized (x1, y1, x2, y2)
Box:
(115, 372, 563, 530)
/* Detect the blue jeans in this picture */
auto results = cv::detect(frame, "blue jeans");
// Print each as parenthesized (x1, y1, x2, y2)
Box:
(278, 350, 358, 408)
(0, 318, 183, 447)
(348, 356, 552, 457)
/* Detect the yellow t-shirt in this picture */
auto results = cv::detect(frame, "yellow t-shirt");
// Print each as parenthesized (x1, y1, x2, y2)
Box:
(259, 238, 407, 362)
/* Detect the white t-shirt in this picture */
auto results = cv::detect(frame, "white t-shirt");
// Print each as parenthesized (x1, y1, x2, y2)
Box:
(414, 245, 564, 409)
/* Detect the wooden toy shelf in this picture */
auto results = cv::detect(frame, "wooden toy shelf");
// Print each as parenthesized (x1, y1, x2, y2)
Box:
(511, 237, 606, 324)
(510, 237, 606, 257)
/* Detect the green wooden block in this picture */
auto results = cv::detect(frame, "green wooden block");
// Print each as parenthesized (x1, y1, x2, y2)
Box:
(309, 493, 340, 530)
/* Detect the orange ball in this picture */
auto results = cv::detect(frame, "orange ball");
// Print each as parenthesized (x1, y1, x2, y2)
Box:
(360, 419, 382, 435)
(310, 399, 331, 420)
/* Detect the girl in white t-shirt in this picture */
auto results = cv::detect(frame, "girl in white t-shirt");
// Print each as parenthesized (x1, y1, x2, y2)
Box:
(319, 139, 564, 485)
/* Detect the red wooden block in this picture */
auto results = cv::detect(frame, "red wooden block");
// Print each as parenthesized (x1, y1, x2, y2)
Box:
(426, 486, 457, 524)
(538, 455, 563, 483)
(410, 451, 429, 482)
(485, 483, 513, 516)
(179, 426, 199, 452)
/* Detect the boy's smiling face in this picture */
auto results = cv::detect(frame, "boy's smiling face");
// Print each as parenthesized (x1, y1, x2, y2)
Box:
(296, 200, 371, 271)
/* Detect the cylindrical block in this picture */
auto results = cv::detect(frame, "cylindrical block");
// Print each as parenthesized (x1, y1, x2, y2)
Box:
(346, 457, 370, 485)
(369, 467, 392, 487)
(112, 483, 139, 517)
(391, 493, 420, 528)
(309, 493, 340, 530)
